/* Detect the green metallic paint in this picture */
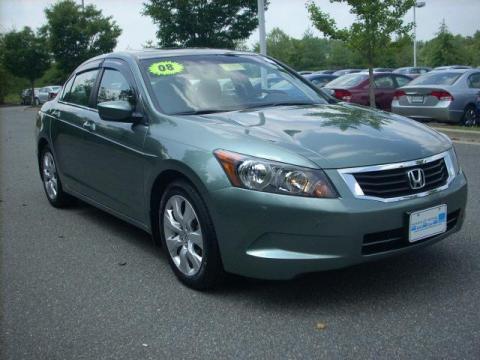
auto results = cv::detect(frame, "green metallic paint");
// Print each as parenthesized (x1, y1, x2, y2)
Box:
(36, 50, 468, 280)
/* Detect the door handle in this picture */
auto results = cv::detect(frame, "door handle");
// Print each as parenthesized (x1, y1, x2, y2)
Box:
(82, 120, 96, 131)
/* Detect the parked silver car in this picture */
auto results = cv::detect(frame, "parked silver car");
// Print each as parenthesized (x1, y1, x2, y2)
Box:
(37, 86, 62, 104)
(392, 69, 480, 125)
(431, 65, 472, 72)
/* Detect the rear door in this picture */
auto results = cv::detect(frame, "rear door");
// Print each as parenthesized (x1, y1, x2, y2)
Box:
(373, 74, 396, 111)
(80, 59, 148, 222)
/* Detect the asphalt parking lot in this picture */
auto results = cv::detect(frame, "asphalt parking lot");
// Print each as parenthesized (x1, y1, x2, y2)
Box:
(1, 106, 479, 359)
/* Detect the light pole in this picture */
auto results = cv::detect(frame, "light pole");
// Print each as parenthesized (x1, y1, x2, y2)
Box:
(413, 1, 426, 67)
(257, 0, 266, 56)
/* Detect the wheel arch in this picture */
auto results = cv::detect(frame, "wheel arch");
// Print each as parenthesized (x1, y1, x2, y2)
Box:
(148, 161, 211, 243)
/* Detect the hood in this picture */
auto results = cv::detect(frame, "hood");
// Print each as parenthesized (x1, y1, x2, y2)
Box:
(200, 104, 451, 169)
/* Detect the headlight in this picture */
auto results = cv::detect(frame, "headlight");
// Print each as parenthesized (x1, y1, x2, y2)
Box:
(214, 150, 338, 198)
(447, 147, 460, 176)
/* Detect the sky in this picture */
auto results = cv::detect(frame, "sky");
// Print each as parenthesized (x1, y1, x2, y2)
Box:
(1, 0, 479, 51)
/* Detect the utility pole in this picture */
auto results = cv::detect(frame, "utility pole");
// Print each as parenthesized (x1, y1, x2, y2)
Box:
(257, 0, 266, 56)
(413, 1, 426, 67)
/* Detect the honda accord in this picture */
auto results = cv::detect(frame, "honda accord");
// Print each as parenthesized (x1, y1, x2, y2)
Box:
(35, 49, 467, 289)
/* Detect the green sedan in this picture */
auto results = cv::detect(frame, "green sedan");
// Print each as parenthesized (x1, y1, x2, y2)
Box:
(35, 49, 467, 289)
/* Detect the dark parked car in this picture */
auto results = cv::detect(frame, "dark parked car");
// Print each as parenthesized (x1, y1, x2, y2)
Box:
(332, 69, 363, 76)
(394, 67, 431, 79)
(303, 73, 338, 88)
(362, 67, 395, 73)
(21, 88, 41, 105)
(314, 70, 336, 75)
(324, 72, 413, 111)
(36, 49, 466, 289)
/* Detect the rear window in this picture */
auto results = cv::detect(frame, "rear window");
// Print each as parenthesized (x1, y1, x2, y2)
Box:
(325, 73, 367, 88)
(411, 72, 461, 86)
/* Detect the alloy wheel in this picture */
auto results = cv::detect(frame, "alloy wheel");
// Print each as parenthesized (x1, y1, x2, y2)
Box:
(42, 152, 58, 200)
(163, 195, 204, 276)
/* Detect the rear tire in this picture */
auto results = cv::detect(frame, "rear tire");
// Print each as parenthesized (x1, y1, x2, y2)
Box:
(39, 146, 75, 208)
(158, 180, 224, 290)
(461, 105, 478, 126)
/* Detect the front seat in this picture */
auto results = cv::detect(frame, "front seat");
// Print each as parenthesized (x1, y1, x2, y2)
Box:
(194, 79, 223, 109)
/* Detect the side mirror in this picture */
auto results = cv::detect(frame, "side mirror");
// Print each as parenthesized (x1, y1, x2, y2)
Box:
(98, 100, 134, 122)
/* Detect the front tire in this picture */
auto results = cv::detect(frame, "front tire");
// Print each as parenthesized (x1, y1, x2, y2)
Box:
(40, 146, 74, 207)
(158, 180, 224, 290)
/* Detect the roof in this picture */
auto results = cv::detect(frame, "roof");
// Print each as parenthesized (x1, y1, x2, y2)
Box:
(109, 48, 256, 60)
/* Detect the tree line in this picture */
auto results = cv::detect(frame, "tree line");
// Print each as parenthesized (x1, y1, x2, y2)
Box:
(0, 0, 478, 105)
(255, 22, 480, 71)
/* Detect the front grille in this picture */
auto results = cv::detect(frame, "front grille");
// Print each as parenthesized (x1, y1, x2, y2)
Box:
(353, 158, 448, 199)
(362, 209, 460, 255)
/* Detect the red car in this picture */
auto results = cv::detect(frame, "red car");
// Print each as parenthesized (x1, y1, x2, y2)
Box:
(324, 72, 413, 111)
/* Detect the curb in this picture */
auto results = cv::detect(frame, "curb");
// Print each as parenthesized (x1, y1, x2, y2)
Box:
(431, 126, 480, 144)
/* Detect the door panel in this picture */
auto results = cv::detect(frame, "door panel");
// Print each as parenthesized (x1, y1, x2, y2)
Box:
(79, 63, 148, 222)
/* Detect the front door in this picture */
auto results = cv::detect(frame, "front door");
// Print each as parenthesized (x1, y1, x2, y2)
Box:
(80, 59, 148, 222)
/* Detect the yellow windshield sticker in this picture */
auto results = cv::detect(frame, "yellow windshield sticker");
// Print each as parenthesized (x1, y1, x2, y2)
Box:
(220, 63, 245, 71)
(148, 61, 184, 76)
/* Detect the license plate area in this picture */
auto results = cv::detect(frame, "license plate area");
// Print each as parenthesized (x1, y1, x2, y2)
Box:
(409, 204, 447, 243)
(409, 95, 424, 103)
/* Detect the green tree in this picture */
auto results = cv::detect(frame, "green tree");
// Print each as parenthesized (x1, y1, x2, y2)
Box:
(307, 0, 415, 108)
(2, 27, 50, 104)
(41, 0, 121, 80)
(422, 20, 463, 67)
(143, 0, 268, 48)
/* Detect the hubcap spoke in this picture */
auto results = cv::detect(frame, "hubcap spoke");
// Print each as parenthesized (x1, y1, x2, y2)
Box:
(165, 234, 182, 253)
(183, 202, 196, 229)
(178, 247, 189, 274)
(164, 211, 182, 233)
(188, 230, 203, 249)
(172, 197, 184, 225)
(186, 246, 202, 272)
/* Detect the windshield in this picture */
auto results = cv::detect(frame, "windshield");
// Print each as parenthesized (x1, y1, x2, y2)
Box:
(140, 54, 327, 115)
(324, 73, 367, 88)
(410, 72, 461, 86)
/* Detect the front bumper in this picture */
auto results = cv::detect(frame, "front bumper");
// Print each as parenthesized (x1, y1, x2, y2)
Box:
(391, 101, 463, 123)
(208, 170, 467, 280)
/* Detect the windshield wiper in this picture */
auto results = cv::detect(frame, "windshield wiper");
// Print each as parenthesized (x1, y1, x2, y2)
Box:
(245, 101, 316, 110)
(173, 109, 237, 115)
